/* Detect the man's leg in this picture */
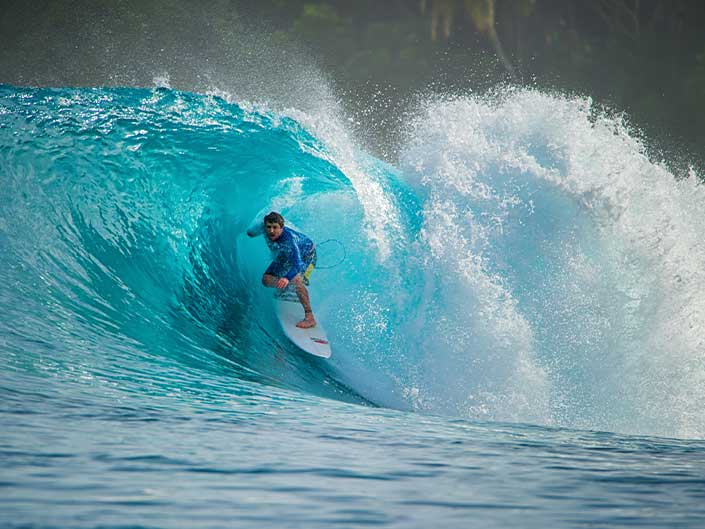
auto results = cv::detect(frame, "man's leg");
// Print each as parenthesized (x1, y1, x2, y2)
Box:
(292, 275, 316, 328)
(263, 273, 316, 328)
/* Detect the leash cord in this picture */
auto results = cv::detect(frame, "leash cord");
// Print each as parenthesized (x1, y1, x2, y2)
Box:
(315, 239, 346, 269)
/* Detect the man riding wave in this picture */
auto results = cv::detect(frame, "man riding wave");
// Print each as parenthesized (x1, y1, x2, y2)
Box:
(247, 211, 317, 329)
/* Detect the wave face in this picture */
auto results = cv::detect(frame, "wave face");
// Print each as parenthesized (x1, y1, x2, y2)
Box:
(2, 85, 705, 439)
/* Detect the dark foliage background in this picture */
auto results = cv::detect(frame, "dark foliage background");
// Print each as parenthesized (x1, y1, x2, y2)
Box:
(2, 0, 704, 165)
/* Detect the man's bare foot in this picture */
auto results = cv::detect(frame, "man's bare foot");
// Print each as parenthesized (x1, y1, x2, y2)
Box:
(296, 314, 316, 329)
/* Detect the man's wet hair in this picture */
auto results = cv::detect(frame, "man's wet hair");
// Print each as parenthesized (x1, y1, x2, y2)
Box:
(264, 211, 284, 227)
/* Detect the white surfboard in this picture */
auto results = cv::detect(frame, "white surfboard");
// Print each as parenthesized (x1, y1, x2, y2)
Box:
(274, 288, 331, 358)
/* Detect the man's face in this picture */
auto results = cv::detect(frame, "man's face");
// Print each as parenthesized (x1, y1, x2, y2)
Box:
(265, 221, 283, 241)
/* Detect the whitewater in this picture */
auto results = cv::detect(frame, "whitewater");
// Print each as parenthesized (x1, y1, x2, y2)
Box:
(2, 83, 705, 528)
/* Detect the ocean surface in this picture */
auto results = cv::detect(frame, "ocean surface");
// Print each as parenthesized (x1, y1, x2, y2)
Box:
(2, 84, 705, 528)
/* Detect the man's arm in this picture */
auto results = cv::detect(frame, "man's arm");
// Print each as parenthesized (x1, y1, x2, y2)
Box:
(246, 221, 264, 237)
(283, 241, 304, 281)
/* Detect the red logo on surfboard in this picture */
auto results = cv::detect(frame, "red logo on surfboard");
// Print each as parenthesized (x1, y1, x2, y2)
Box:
(310, 337, 329, 345)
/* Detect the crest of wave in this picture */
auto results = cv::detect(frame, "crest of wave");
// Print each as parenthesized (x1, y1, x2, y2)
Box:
(400, 88, 705, 438)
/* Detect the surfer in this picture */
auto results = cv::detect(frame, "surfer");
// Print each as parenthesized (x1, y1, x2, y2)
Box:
(247, 211, 317, 329)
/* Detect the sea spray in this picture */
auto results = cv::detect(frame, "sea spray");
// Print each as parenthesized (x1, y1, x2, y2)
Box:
(400, 88, 705, 436)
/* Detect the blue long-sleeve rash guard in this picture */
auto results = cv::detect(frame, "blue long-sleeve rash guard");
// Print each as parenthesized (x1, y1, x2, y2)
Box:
(247, 224, 315, 280)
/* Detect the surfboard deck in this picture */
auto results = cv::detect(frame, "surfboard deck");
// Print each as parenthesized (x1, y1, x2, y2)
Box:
(274, 289, 331, 358)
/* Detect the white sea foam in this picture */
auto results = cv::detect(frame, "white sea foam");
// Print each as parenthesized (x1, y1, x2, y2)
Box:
(398, 89, 705, 437)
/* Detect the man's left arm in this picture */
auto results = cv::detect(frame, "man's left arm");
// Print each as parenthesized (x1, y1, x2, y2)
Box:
(283, 242, 304, 281)
(275, 237, 304, 289)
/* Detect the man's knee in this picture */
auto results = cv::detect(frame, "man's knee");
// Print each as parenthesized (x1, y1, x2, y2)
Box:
(262, 274, 276, 287)
(292, 275, 308, 290)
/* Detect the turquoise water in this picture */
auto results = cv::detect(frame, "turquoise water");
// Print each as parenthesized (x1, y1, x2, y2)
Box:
(2, 85, 705, 527)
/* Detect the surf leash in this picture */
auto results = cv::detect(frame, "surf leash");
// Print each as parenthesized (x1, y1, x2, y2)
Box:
(315, 239, 346, 269)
